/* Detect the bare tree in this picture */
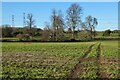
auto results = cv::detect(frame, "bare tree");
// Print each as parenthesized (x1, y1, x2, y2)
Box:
(85, 15, 98, 39)
(51, 9, 57, 41)
(66, 3, 82, 39)
(42, 22, 52, 41)
(79, 20, 87, 31)
(56, 10, 64, 41)
(26, 13, 35, 39)
(51, 9, 64, 41)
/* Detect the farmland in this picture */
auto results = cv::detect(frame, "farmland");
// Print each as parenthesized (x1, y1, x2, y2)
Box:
(1, 41, 119, 79)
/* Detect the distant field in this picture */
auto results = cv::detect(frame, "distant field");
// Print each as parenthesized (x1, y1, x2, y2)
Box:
(2, 41, 119, 79)
(95, 32, 119, 38)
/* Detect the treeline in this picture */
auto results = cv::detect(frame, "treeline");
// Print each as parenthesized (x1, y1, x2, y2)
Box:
(1, 25, 42, 40)
(1, 3, 119, 42)
(1, 24, 119, 42)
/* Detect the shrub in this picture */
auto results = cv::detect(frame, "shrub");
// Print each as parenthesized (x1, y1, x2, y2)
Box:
(103, 29, 111, 36)
(16, 34, 30, 41)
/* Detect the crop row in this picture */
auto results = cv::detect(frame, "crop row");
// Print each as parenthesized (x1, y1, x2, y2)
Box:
(78, 43, 100, 79)
(2, 42, 94, 78)
(100, 42, 119, 78)
(78, 41, 119, 79)
(2, 41, 119, 79)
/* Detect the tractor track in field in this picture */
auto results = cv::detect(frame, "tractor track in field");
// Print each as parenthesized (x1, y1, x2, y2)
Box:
(96, 43, 108, 79)
(68, 44, 95, 79)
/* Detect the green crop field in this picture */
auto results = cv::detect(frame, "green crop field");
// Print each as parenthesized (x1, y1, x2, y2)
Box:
(1, 41, 119, 79)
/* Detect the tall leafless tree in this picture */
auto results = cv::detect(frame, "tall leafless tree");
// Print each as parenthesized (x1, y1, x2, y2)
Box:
(51, 9, 57, 41)
(26, 13, 35, 39)
(51, 9, 64, 41)
(66, 3, 82, 39)
(85, 15, 98, 39)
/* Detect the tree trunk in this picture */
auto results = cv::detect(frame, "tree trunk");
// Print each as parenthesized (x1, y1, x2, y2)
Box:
(72, 27, 75, 39)
(90, 27, 92, 40)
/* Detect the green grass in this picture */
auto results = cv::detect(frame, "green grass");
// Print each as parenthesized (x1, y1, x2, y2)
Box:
(0, 38, 19, 41)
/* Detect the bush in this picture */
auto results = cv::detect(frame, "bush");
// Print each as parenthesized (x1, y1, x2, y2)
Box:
(16, 34, 30, 41)
(103, 29, 111, 36)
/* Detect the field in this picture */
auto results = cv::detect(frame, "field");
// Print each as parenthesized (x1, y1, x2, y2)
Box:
(1, 41, 119, 79)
